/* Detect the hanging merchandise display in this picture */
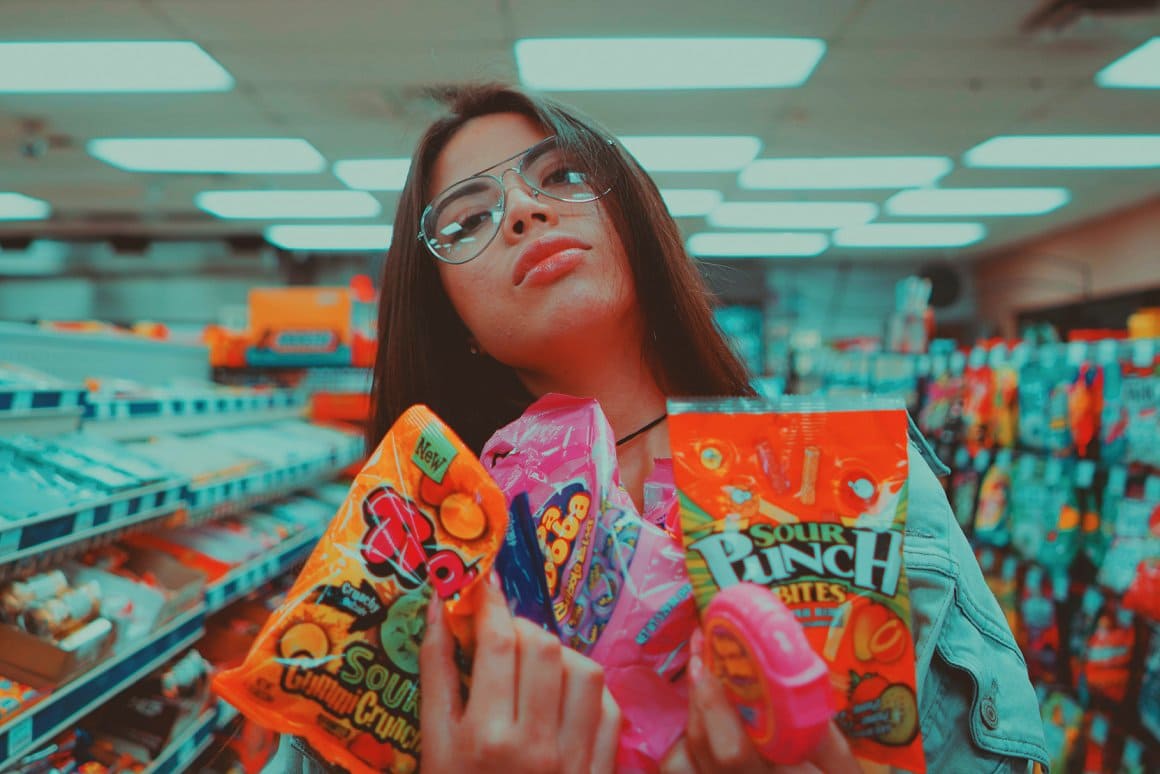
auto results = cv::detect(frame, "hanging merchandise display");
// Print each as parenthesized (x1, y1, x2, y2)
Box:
(821, 336, 1160, 771)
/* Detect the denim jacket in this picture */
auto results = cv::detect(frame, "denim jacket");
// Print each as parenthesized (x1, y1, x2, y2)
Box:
(268, 420, 1049, 774)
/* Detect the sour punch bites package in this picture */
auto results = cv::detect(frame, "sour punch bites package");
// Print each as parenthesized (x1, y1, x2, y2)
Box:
(213, 406, 506, 774)
(670, 397, 925, 773)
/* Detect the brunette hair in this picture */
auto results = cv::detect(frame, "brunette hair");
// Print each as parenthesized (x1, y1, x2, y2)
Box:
(371, 83, 754, 453)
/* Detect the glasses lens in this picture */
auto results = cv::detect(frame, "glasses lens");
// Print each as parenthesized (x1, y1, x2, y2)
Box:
(524, 138, 606, 202)
(423, 178, 503, 263)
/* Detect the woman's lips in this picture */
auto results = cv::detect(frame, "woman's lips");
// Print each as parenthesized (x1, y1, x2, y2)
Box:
(513, 236, 590, 286)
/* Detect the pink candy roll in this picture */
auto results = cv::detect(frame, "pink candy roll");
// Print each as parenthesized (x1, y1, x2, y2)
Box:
(701, 582, 834, 765)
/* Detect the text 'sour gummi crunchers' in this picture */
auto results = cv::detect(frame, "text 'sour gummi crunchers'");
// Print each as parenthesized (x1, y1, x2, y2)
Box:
(213, 406, 507, 774)
(669, 397, 926, 773)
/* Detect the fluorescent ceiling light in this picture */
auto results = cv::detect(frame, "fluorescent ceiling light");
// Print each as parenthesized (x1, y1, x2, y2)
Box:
(686, 232, 829, 257)
(0, 42, 233, 93)
(621, 136, 762, 172)
(0, 193, 51, 221)
(196, 191, 381, 220)
(333, 159, 411, 191)
(1096, 37, 1160, 89)
(964, 135, 1160, 168)
(660, 189, 723, 217)
(265, 225, 394, 252)
(834, 223, 986, 248)
(886, 187, 1070, 217)
(740, 157, 953, 189)
(515, 37, 826, 90)
(709, 201, 878, 229)
(88, 138, 325, 174)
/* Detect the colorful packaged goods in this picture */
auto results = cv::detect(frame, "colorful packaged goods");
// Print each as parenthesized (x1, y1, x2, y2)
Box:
(1018, 566, 1061, 684)
(962, 351, 995, 458)
(699, 582, 833, 766)
(1139, 625, 1160, 743)
(949, 448, 979, 534)
(1039, 689, 1083, 773)
(483, 394, 697, 771)
(972, 451, 1012, 548)
(1077, 605, 1136, 706)
(1068, 587, 1104, 692)
(213, 406, 508, 774)
(670, 396, 925, 773)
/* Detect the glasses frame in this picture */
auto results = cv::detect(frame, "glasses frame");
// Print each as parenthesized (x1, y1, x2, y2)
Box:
(417, 135, 616, 265)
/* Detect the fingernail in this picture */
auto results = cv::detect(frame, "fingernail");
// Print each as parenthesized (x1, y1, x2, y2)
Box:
(689, 652, 704, 683)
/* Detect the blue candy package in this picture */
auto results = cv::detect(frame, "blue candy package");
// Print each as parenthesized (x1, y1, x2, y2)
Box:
(495, 493, 558, 634)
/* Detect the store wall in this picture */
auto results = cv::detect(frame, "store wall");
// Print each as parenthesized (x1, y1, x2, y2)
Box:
(974, 196, 1160, 338)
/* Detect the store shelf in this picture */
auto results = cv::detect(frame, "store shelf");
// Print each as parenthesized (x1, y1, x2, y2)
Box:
(205, 525, 323, 613)
(187, 438, 362, 523)
(0, 480, 189, 576)
(84, 389, 308, 441)
(0, 388, 87, 438)
(143, 707, 217, 774)
(0, 605, 206, 770)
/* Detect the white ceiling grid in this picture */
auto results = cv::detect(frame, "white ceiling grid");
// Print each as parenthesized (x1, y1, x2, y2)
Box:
(0, 0, 1156, 259)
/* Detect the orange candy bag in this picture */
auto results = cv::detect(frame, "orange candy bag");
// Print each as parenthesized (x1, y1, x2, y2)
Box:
(669, 397, 925, 773)
(213, 406, 507, 774)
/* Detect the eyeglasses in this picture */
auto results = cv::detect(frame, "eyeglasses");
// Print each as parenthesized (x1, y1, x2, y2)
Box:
(419, 135, 614, 265)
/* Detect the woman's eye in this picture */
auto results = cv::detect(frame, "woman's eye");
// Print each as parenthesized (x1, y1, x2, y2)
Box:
(444, 209, 493, 241)
(541, 165, 589, 187)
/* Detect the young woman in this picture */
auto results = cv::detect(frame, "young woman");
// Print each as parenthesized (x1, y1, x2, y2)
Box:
(365, 83, 1049, 773)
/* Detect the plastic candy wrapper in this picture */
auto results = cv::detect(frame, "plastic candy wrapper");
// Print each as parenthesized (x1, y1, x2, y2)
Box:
(482, 394, 697, 771)
(1038, 688, 1083, 773)
(1138, 626, 1160, 742)
(1077, 604, 1135, 706)
(669, 396, 925, 773)
(972, 451, 1012, 547)
(1019, 566, 1061, 684)
(495, 493, 558, 634)
(699, 583, 833, 765)
(213, 406, 507, 774)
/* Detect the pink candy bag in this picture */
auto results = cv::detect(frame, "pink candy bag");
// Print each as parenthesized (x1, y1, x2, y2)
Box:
(482, 394, 697, 771)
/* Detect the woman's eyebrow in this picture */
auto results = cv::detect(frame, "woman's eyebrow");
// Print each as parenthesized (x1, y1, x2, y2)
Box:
(436, 179, 494, 209)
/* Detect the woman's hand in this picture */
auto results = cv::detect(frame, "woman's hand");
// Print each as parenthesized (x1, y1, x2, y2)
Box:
(660, 655, 860, 774)
(420, 584, 622, 774)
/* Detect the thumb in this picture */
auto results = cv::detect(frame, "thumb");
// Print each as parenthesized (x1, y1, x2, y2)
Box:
(419, 597, 463, 737)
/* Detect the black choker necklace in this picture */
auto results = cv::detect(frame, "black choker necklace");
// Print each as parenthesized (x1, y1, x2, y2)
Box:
(615, 413, 668, 447)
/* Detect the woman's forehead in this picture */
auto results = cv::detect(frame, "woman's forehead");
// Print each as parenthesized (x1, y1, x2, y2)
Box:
(430, 113, 548, 192)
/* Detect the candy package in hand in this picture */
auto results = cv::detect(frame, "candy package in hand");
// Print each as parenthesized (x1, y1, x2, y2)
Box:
(669, 396, 925, 773)
(483, 394, 697, 771)
(213, 406, 507, 774)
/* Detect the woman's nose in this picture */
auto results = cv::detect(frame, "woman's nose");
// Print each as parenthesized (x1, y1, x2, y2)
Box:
(500, 169, 558, 239)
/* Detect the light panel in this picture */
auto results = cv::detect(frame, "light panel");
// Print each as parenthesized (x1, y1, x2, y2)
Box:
(834, 223, 986, 248)
(740, 157, 953, 189)
(621, 136, 762, 172)
(660, 189, 723, 217)
(0, 42, 233, 93)
(0, 193, 51, 221)
(515, 37, 826, 90)
(333, 159, 412, 191)
(886, 187, 1070, 217)
(964, 135, 1160, 168)
(709, 201, 878, 229)
(1096, 37, 1160, 89)
(196, 191, 381, 220)
(88, 138, 325, 174)
(265, 225, 394, 252)
(686, 232, 829, 257)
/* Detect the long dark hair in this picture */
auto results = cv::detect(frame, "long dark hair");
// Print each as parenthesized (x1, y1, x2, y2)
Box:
(371, 83, 754, 453)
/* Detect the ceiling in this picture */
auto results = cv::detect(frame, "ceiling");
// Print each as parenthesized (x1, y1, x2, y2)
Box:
(0, 0, 1157, 262)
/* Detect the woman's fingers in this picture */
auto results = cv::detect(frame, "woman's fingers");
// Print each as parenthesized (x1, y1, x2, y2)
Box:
(591, 686, 622, 774)
(555, 646, 607, 774)
(418, 597, 462, 752)
(659, 738, 699, 774)
(687, 654, 761, 771)
(464, 584, 519, 727)
(806, 722, 860, 774)
(515, 618, 565, 729)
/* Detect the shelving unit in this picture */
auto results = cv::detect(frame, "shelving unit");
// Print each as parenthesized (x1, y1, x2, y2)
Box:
(0, 605, 205, 770)
(205, 525, 322, 614)
(84, 389, 307, 441)
(143, 707, 217, 774)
